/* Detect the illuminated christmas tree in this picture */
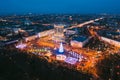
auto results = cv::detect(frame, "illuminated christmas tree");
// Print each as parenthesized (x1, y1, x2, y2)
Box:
(59, 43, 64, 53)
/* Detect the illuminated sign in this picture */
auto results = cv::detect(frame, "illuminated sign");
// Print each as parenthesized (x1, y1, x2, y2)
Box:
(28, 49, 50, 53)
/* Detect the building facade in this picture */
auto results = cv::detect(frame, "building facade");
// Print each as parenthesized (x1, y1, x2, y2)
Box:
(70, 36, 92, 48)
(53, 25, 64, 42)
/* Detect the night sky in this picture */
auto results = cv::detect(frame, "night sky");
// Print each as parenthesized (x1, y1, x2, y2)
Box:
(0, 0, 120, 15)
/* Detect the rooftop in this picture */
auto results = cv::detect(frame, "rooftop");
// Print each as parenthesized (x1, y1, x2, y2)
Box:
(72, 36, 88, 42)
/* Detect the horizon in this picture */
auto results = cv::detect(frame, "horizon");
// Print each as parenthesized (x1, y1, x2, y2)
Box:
(0, 13, 118, 16)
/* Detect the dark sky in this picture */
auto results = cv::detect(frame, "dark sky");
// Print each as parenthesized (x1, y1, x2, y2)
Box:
(0, 0, 120, 15)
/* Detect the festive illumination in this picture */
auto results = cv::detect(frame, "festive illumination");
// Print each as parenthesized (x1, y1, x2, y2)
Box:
(59, 43, 64, 53)
(37, 33, 41, 38)
(65, 57, 78, 65)
(56, 54, 66, 61)
(16, 43, 26, 49)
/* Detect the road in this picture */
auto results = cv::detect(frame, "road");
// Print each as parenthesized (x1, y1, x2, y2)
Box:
(37, 17, 104, 38)
(65, 17, 103, 30)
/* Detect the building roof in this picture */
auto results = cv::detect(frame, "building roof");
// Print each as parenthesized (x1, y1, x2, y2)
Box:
(72, 36, 88, 42)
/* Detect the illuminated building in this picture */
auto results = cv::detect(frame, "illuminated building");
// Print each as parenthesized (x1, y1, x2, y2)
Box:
(37, 33, 41, 38)
(24, 35, 37, 42)
(16, 42, 26, 49)
(70, 36, 92, 48)
(65, 29, 76, 37)
(98, 30, 120, 47)
(53, 24, 64, 42)
(24, 29, 54, 42)
(101, 37, 120, 47)
(56, 43, 66, 61)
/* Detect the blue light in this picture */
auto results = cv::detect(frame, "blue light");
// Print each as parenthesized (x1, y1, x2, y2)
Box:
(59, 43, 64, 53)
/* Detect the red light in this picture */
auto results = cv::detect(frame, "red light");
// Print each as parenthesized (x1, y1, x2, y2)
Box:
(116, 65, 120, 68)
(117, 72, 120, 75)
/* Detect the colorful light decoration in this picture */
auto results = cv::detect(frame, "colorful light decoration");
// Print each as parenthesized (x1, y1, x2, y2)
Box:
(56, 54, 66, 61)
(65, 57, 78, 65)
(59, 43, 64, 53)
(16, 43, 26, 49)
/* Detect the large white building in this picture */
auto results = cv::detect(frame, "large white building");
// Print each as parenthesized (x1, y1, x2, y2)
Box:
(53, 25, 65, 42)
(98, 30, 120, 48)
(24, 29, 54, 42)
(101, 37, 120, 48)
(70, 36, 92, 48)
